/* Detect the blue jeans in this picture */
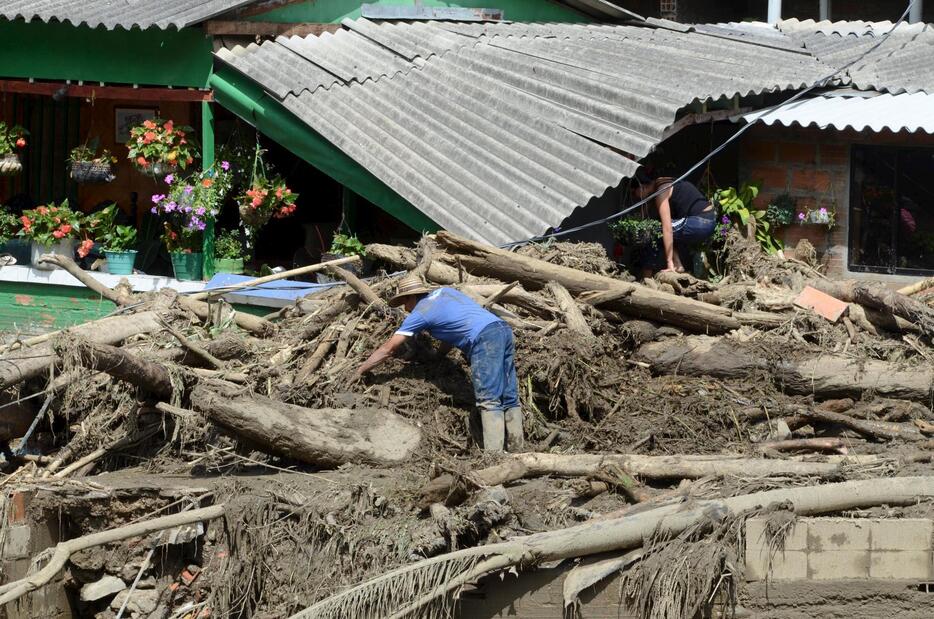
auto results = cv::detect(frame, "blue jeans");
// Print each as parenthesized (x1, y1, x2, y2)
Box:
(647, 213, 716, 268)
(469, 322, 522, 451)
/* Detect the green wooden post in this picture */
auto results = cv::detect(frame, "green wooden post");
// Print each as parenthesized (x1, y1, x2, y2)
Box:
(202, 101, 215, 279)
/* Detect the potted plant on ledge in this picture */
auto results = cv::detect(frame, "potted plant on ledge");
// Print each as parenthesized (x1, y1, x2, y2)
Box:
(89, 204, 138, 275)
(318, 232, 366, 283)
(0, 207, 30, 265)
(151, 161, 232, 281)
(0, 122, 27, 176)
(214, 230, 246, 274)
(127, 118, 199, 177)
(18, 201, 94, 270)
(68, 138, 117, 184)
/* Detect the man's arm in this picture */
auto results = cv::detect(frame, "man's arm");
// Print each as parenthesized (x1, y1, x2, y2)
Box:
(356, 333, 410, 377)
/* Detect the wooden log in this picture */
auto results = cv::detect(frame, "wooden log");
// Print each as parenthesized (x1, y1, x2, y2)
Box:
(898, 276, 934, 297)
(366, 243, 471, 285)
(803, 409, 924, 442)
(326, 265, 390, 313)
(191, 384, 421, 466)
(418, 452, 845, 507)
(189, 254, 360, 301)
(480, 281, 519, 309)
(70, 340, 174, 398)
(0, 311, 162, 390)
(636, 335, 934, 403)
(459, 284, 558, 318)
(813, 279, 934, 334)
(757, 437, 848, 454)
(159, 320, 225, 369)
(435, 231, 740, 334)
(35, 253, 134, 305)
(175, 295, 274, 337)
(545, 281, 593, 337)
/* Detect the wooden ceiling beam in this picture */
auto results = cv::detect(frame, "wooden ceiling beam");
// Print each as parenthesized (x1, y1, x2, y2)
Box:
(205, 20, 341, 37)
(0, 80, 213, 102)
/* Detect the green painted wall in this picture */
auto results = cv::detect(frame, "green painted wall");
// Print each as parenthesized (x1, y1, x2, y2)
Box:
(247, 0, 588, 23)
(0, 281, 115, 337)
(0, 21, 213, 87)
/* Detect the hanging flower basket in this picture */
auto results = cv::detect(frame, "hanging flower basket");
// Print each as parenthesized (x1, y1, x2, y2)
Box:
(0, 153, 22, 176)
(71, 160, 116, 184)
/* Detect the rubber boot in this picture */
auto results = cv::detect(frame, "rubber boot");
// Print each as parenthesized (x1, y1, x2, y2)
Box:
(504, 406, 525, 452)
(480, 408, 505, 453)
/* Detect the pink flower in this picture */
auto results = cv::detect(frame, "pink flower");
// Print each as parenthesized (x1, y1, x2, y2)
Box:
(798, 212, 806, 221)
(220, 161, 230, 171)
(164, 174, 174, 185)
(78, 239, 94, 258)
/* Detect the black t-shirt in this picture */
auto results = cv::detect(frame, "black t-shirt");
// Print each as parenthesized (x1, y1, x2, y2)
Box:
(665, 181, 710, 219)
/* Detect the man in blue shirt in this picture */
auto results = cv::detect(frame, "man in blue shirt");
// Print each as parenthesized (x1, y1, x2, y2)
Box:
(355, 274, 524, 452)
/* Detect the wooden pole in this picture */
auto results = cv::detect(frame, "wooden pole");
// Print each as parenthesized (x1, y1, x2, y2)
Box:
(190, 255, 361, 301)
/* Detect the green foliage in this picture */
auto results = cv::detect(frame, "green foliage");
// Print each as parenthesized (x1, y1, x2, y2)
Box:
(126, 118, 199, 172)
(68, 137, 116, 166)
(765, 193, 796, 226)
(214, 230, 244, 260)
(0, 208, 19, 241)
(0, 122, 27, 155)
(609, 217, 661, 246)
(714, 183, 783, 255)
(18, 201, 83, 246)
(85, 204, 137, 252)
(329, 233, 366, 257)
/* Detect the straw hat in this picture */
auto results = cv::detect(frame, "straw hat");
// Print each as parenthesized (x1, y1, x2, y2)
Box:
(388, 274, 434, 307)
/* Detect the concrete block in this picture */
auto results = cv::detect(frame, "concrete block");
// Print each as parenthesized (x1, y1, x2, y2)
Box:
(808, 550, 870, 580)
(2, 525, 31, 559)
(807, 519, 870, 552)
(870, 551, 933, 580)
(746, 518, 807, 551)
(870, 519, 933, 551)
(80, 576, 126, 602)
(110, 589, 158, 615)
(747, 549, 808, 581)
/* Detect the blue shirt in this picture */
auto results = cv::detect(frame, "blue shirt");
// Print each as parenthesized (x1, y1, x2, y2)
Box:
(395, 288, 502, 353)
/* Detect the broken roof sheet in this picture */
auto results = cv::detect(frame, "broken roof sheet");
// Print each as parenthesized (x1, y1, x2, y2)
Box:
(0, 0, 259, 31)
(741, 91, 934, 135)
(216, 18, 830, 246)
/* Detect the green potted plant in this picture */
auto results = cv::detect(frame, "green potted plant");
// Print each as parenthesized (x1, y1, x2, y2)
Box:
(87, 204, 138, 275)
(765, 193, 795, 227)
(237, 175, 298, 229)
(609, 217, 662, 247)
(68, 138, 117, 184)
(214, 230, 245, 274)
(151, 161, 233, 281)
(318, 232, 366, 283)
(0, 122, 27, 176)
(0, 207, 30, 265)
(17, 201, 94, 270)
(126, 118, 199, 177)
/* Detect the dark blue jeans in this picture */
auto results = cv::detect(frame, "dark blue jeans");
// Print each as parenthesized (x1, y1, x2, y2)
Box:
(647, 213, 716, 268)
(469, 321, 522, 451)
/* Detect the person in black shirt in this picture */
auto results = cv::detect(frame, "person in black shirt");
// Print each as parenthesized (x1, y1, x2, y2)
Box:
(632, 167, 716, 273)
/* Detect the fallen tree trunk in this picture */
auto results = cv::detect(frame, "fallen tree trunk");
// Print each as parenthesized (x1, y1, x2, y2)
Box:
(191, 384, 421, 466)
(0, 504, 225, 607)
(546, 281, 593, 337)
(803, 409, 924, 442)
(64, 341, 422, 467)
(435, 231, 740, 334)
(898, 276, 934, 297)
(418, 452, 846, 507)
(0, 311, 162, 390)
(294, 477, 934, 619)
(366, 243, 473, 285)
(636, 335, 934, 402)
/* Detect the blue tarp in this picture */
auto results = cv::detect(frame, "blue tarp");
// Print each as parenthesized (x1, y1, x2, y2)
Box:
(204, 273, 342, 302)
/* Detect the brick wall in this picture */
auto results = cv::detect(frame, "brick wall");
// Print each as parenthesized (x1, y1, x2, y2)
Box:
(739, 125, 850, 276)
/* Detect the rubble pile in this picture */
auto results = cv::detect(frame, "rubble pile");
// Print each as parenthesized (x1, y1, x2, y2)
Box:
(0, 230, 932, 618)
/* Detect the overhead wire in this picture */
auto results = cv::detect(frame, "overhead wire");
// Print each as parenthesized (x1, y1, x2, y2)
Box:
(501, 0, 918, 248)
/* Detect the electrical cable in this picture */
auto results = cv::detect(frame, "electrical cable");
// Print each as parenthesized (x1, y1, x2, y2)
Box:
(501, 0, 917, 248)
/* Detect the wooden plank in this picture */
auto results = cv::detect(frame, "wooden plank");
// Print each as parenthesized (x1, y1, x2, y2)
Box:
(204, 20, 341, 37)
(0, 80, 213, 102)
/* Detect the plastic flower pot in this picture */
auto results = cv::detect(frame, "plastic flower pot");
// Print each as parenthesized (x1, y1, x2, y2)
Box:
(0, 153, 22, 176)
(71, 161, 115, 184)
(214, 257, 244, 275)
(103, 250, 137, 275)
(0, 238, 31, 265)
(150, 161, 177, 178)
(170, 252, 204, 281)
(31, 239, 76, 271)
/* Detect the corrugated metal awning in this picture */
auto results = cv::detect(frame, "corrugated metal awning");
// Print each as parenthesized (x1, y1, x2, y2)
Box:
(0, 0, 260, 31)
(740, 91, 934, 134)
(216, 18, 830, 246)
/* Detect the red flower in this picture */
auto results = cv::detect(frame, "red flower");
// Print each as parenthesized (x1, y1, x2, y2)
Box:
(77, 239, 94, 259)
(201, 178, 213, 188)
(59, 224, 72, 235)
(137, 156, 149, 167)
(36, 206, 49, 216)
(52, 230, 64, 239)
(186, 157, 194, 165)
(163, 120, 174, 132)
(143, 131, 156, 144)
(20, 215, 31, 231)
(15, 138, 26, 149)
(143, 120, 156, 130)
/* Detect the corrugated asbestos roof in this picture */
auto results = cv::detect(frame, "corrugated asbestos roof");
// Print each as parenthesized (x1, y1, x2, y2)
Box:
(741, 91, 934, 134)
(216, 18, 829, 245)
(0, 0, 259, 31)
